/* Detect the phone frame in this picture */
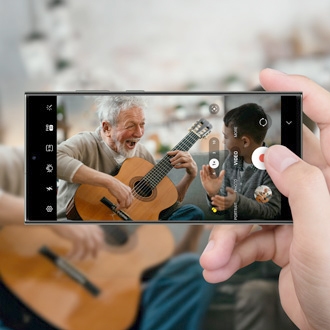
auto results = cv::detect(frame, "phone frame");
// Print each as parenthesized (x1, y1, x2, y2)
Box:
(25, 91, 302, 224)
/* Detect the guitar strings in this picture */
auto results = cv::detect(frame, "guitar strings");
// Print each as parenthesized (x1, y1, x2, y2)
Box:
(126, 133, 199, 219)
(109, 120, 211, 219)
(130, 131, 200, 201)
(146, 134, 199, 186)
(134, 132, 199, 195)
(132, 133, 197, 196)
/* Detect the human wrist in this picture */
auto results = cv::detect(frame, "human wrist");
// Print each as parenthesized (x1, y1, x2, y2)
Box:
(207, 192, 216, 200)
(103, 173, 119, 190)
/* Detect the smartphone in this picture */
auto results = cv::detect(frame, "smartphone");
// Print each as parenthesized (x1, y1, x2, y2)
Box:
(25, 91, 301, 224)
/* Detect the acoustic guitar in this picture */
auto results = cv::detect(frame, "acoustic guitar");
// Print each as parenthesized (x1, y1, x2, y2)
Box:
(66, 118, 212, 221)
(0, 225, 174, 330)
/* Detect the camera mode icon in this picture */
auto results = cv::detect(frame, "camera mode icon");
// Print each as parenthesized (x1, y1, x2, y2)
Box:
(46, 124, 54, 131)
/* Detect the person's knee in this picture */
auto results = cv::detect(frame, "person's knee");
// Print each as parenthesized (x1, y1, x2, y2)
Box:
(183, 204, 205, 220)
(167, 204, 205, 220)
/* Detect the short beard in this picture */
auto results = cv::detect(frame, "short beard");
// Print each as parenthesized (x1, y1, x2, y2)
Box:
(113, 138, 137, 158)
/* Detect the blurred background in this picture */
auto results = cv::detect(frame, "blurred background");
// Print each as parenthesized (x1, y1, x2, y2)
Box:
(1, 1, 330, 329)
(1, 0, 330, 146)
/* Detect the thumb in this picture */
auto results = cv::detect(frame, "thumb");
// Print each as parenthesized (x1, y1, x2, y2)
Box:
(265, 145, 330, 230)
(226, 187, 235, 195)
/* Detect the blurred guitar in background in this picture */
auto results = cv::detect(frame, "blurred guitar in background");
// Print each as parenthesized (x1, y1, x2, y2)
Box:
(0, 225, 174, 330)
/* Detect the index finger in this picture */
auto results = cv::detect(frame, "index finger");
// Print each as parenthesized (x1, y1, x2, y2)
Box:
(200, 224, 254, 271)
(260, 69, 330, 126)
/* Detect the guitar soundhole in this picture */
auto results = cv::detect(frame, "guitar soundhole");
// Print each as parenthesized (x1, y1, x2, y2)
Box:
(101, 226, 129, 246)
(130, 177, 157, 202)
(134, 180, 152, 197)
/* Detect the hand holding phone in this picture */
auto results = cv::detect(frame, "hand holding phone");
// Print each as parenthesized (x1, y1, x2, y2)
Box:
(200, 68, 330, 329)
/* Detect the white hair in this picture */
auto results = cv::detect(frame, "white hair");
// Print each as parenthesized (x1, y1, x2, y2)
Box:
(95, 95, 147, 126)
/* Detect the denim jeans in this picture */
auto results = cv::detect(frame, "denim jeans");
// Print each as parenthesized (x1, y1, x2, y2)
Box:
(135, 253, 216, 330)
(168, 204, 205, 221)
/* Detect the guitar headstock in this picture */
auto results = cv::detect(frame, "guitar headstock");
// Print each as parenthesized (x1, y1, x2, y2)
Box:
(189, 118, 212, 139)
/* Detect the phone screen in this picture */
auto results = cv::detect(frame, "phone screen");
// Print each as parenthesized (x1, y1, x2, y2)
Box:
(25, 91, 301, 223)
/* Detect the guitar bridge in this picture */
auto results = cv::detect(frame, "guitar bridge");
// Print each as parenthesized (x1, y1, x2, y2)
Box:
(100, 197, 133, 221)
(39, 246, 100, 296)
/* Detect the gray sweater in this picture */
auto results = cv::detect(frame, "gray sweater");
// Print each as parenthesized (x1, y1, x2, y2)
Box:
(57, 127, 155, 219)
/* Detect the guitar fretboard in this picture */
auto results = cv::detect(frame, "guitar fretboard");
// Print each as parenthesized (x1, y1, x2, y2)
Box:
(141, 130, 200, 190)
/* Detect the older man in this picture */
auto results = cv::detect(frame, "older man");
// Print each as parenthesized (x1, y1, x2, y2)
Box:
(57, 95, 204, 221)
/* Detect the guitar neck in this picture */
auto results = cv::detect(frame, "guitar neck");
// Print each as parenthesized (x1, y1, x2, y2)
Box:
(144, 130, 200, 189)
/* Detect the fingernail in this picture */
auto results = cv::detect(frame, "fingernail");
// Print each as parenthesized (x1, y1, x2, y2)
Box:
(265, 68, 287, 75)
(203, 240, 215, 253)
(265, 145, 300, 173)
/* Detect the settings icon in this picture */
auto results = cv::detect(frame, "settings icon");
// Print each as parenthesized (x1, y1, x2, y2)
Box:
(46, 164, 54, 173)
(46, 205, 53, 213)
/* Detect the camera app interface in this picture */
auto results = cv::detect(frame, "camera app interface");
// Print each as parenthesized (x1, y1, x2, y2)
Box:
(209, 95, 285, 221)
(25, 92, 301, 223)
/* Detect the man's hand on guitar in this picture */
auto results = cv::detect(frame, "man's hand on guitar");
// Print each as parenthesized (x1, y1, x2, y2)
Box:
(73, 165, 133, 211)
(168, 150, 198, 178)
(51, 225, 105, 260)
(107, 176, 133, 210)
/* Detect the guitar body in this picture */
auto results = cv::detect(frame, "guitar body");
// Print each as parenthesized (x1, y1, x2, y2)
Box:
(71, 157, 179, 221)
(66, 118, 212, 221)
(0, 225, 174, 330)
